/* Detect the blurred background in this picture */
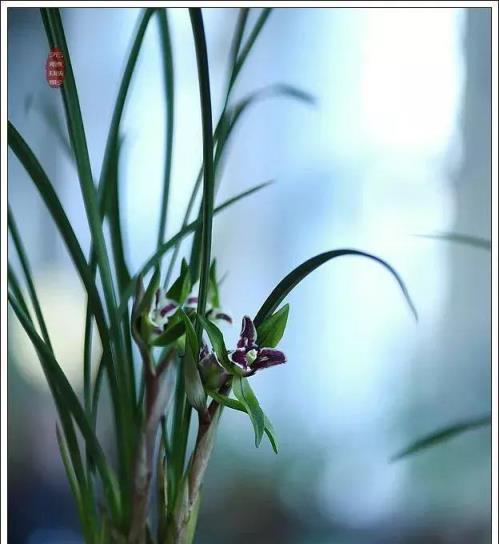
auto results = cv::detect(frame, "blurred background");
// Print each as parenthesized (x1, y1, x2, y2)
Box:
(7, 7, 491, 544)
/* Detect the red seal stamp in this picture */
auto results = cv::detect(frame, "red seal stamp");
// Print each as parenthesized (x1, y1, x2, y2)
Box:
(46, 47, 65, 88)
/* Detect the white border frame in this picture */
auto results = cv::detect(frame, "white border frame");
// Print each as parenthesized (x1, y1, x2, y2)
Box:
(1, 2, 497, 543)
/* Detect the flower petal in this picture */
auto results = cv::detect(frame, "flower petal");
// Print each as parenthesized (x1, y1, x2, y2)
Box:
(252, 348, 287, 371)
(185, 296, 198, 308)
(160, 302, 177, 317)
(199, 343, 210, 361)
(237, 315, 257, 349)
(213, 311, 232, 324)
(230, 348, 248, 369)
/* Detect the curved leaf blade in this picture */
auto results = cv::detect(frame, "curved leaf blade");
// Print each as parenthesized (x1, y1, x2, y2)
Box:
(118, 181, 273, 316)
(208, 390, 278, 453)
(8, 293, 120, 520)
(7, 122, 110, 350)
(391, 415, 491, 461)
(156, 8, 175, 251)
(415, 232, 491, 251)
(256, 304, 289, 348)
(151, 321, 186, 347)
(232, 376, 265, 447)
(254, 249, 418, 328)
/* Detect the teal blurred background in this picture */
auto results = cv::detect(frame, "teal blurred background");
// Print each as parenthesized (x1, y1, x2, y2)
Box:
(8, 7, 491, 543)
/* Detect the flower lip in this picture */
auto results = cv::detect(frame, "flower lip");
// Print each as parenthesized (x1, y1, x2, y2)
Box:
(149, 288, 178, 330)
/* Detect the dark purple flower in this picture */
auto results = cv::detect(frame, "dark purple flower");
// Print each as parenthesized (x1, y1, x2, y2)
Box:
(149, 290, 232, 334)
(230, 316, 286, 376)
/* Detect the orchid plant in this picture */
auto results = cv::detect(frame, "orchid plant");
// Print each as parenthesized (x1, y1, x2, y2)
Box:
(7, 7, 421, 544)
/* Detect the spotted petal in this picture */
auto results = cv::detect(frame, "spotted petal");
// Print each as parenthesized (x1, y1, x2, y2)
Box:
(230, 348, 249, 369)
(252, 348, 287, 371)
(237, 315, 257, 350)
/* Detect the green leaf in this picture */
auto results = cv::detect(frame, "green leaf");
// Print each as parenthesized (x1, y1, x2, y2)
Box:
(189, 8, 215, 342)
(41, 9, 121, 331)
(226, 9, 250, 90)
(136, 268, 160, 320)
(105, 134, 131, 292)
(56, 425, 96, 543)
(198, 316, 235, 374)
(8, 124, 128, 486)
(178, 309, 206, 412)
(208, 390, 246, 412)
(118, 181, 273, 316)
(166, 259, 191, 304)
(232, 376, 265, 447)
(207, 390, 278, 454)
(7, 264, 31, 320)
(254, 249, 418, 328)
(41, 11, 135, 477)
(8, 293, 121, 521)
(88, 8, 155, 429)
(391, 415, 491, 461)
(221, 83, 315, 142)
(156, 8, 175, 251)
(230, 8, 273, 92)
(55, 425, 86, 532)
(256, 304, 289, 348)
(7, 122, 111, 357)
(8, 206, 53, 349)
(415, 232, 491, 251)
(26, 93, 73, 161)
(7, 272, 99, 520)
(151, 321, 186, 347)
(208, 259, 221, 309)
(262, 415, 279, 454)
(189, 83, 312, 278)
(99, 8, 154, 204)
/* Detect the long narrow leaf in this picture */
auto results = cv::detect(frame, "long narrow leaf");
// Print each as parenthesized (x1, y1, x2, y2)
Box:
(7, 264, 31, 319)
(8, 206, 52, 348)
(156, 8, 175, 251)
(41, 8, 119, 319)
(224, 8, 249, 99)
(87, 9, 155, 426)
(230, 8, 273, 93)
(118, 181, 273, 316)
(391, 415, 491, 461)
(98, 8, 154, 198)
(9, 293, 121, 520)
(56, 425, 96, 543)
(189, 8, 215, 340)
(189, 83, 313, 276)
(415, 232, 491, 251)
(7, 122, 110, 352)
(42, 10, 136, 494)
(6, 273, 92, 525)
(254, 249, 418, 328)
(8, 121, 126, 518)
